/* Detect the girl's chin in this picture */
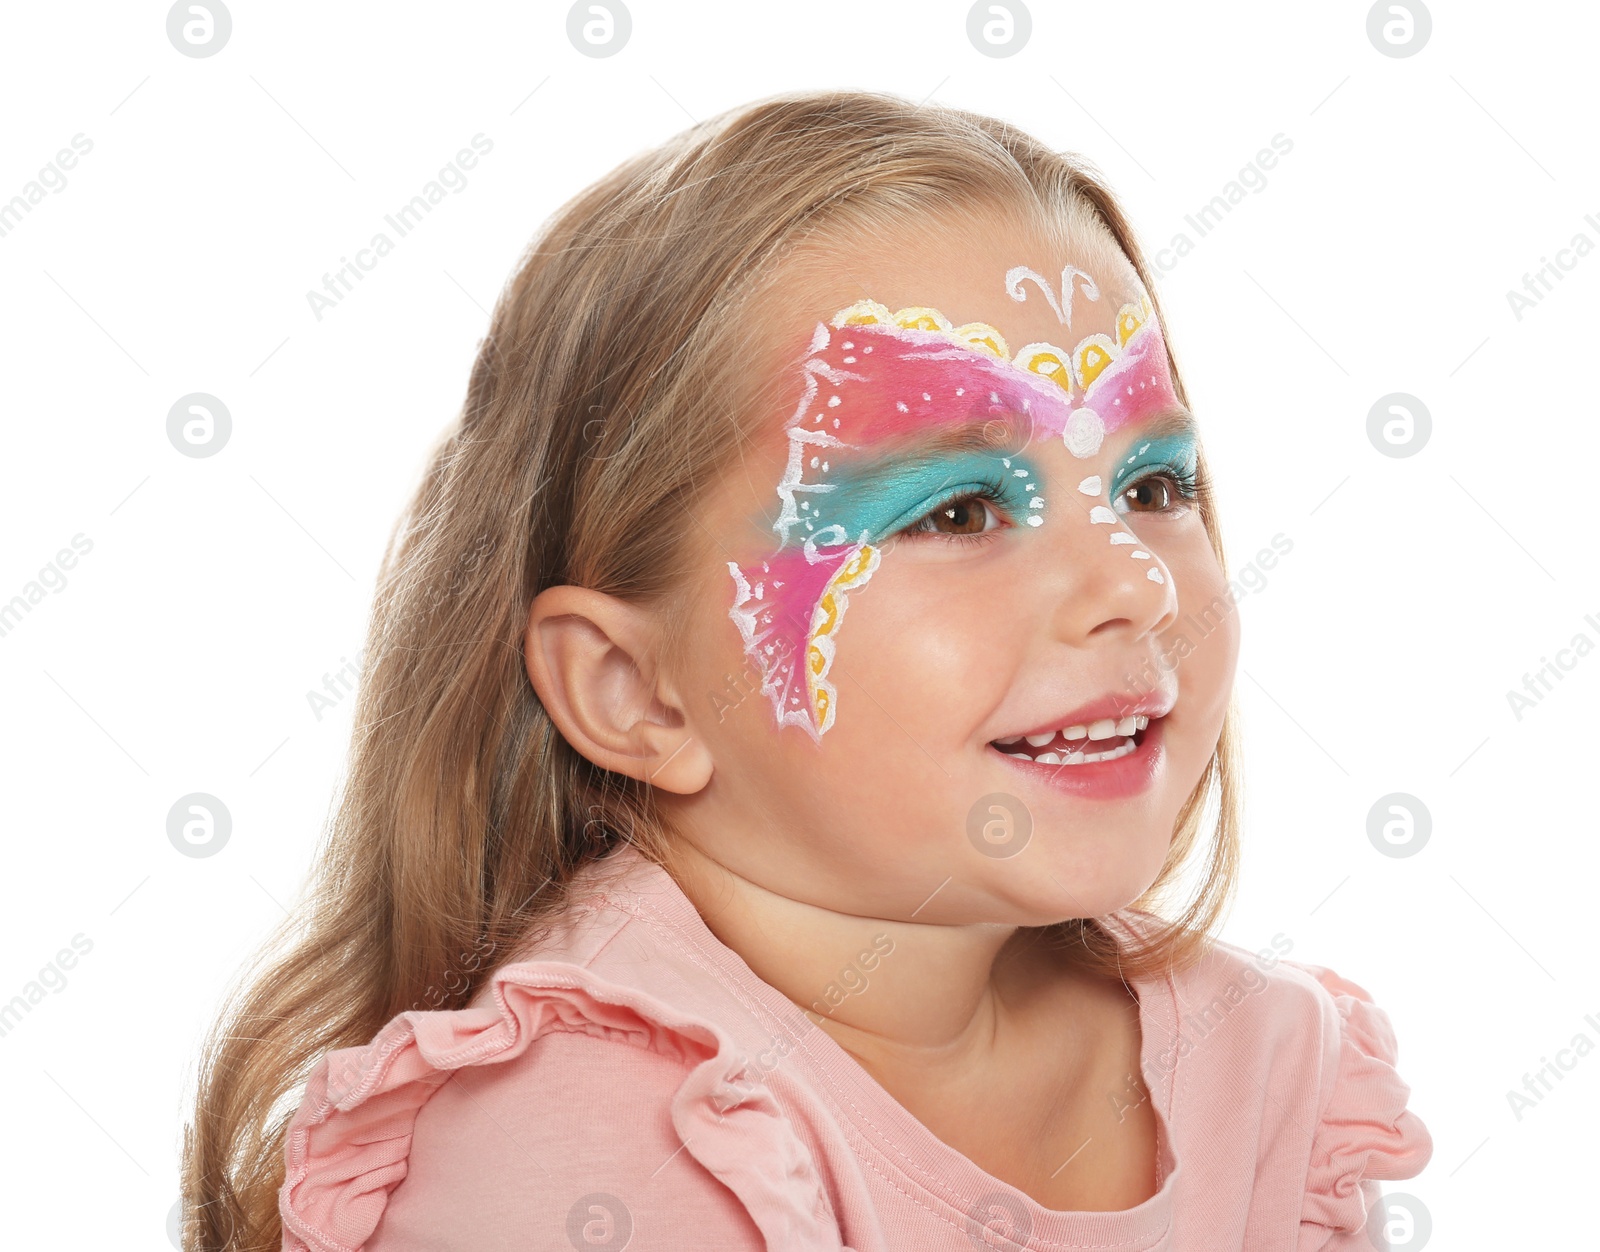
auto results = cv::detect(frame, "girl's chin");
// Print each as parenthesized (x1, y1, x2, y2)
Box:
(984, 842, 1172, 918)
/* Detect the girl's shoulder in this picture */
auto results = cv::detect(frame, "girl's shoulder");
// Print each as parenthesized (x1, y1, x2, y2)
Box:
(277, 845, 846, 1251)
(1114, 910, 1434, 1244)
(1114, 909, 1423, 1085)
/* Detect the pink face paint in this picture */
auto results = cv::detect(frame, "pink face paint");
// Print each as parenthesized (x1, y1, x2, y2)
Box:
(728, 295, 1181, 743)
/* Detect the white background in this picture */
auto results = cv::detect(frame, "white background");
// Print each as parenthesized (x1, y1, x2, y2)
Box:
(1, 2, 1595, 1247)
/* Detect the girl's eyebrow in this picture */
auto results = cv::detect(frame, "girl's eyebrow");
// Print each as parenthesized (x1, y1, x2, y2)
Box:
(850, 410, 1033, 475)
(874, 405, 1198, 466)
(1130, 407, 1199, 445)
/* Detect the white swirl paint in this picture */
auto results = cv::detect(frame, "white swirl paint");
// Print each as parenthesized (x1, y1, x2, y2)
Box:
(1063, 407, 1105, 458)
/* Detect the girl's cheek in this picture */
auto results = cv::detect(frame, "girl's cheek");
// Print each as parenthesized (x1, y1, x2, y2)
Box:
(1169, 539, 1241, 673)
(838, 566, 972, 664)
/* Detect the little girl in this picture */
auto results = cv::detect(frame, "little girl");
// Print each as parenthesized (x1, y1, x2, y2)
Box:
(184, 89, 1432, 1251)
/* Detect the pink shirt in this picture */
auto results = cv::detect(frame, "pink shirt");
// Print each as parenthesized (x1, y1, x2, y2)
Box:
(279, 843, 1433, 1250)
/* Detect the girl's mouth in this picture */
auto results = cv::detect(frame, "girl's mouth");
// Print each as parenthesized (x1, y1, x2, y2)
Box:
(989, 714, 1149, 765)
(986, 715, 1166, 800)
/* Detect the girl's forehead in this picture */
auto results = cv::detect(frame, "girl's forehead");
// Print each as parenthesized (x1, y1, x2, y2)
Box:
(770, 219, 1148, 366)
(753, 228, 1175, 455)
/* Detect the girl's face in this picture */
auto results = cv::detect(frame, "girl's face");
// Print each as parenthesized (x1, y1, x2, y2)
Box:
(660, 211, 1239, 927)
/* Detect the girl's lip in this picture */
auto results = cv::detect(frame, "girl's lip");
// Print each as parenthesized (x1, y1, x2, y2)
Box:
(986, 715, 1166, 800)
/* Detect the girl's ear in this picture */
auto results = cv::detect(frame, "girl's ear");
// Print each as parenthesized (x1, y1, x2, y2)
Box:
(523, 585, 713, 795)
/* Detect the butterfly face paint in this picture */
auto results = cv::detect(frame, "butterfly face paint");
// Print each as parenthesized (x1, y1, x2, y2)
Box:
(728, 291, 1185, 743)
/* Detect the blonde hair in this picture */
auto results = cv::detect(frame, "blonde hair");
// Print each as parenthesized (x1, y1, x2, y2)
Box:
(181, 87, 1241, 1251)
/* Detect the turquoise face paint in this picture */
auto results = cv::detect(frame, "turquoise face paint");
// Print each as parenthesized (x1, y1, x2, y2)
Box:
(809, 445, 1047, 545)
(1109, 415, 1199, 504)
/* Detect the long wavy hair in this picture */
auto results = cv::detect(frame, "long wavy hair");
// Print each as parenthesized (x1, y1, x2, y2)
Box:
(181, 87, 1242, 1251)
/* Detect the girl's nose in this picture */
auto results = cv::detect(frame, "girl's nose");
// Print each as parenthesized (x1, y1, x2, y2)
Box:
(1032, 491, 1179, 648)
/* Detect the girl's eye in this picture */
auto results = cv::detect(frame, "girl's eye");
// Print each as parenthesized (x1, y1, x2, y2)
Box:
(897, 485, 1009, 545)
(1121, 474, 1175, 513)
(1114, 468, 1199, 517)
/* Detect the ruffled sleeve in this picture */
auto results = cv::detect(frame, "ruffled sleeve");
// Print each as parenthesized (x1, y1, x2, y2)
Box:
(277, 959, 848, 1251)
(1287, 961, 1433, 1251)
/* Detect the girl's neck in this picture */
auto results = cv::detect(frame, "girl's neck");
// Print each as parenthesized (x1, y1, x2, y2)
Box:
(658, 835, 1087, 1073)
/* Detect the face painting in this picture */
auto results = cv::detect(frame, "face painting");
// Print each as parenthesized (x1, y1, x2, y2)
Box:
(727, 281, 1192, 743)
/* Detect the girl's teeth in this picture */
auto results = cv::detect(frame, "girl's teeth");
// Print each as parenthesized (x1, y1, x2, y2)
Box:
(994, 731, 1144, 765)
(993, 714, 1150, 753)
(1057, 738, 1139, 765)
